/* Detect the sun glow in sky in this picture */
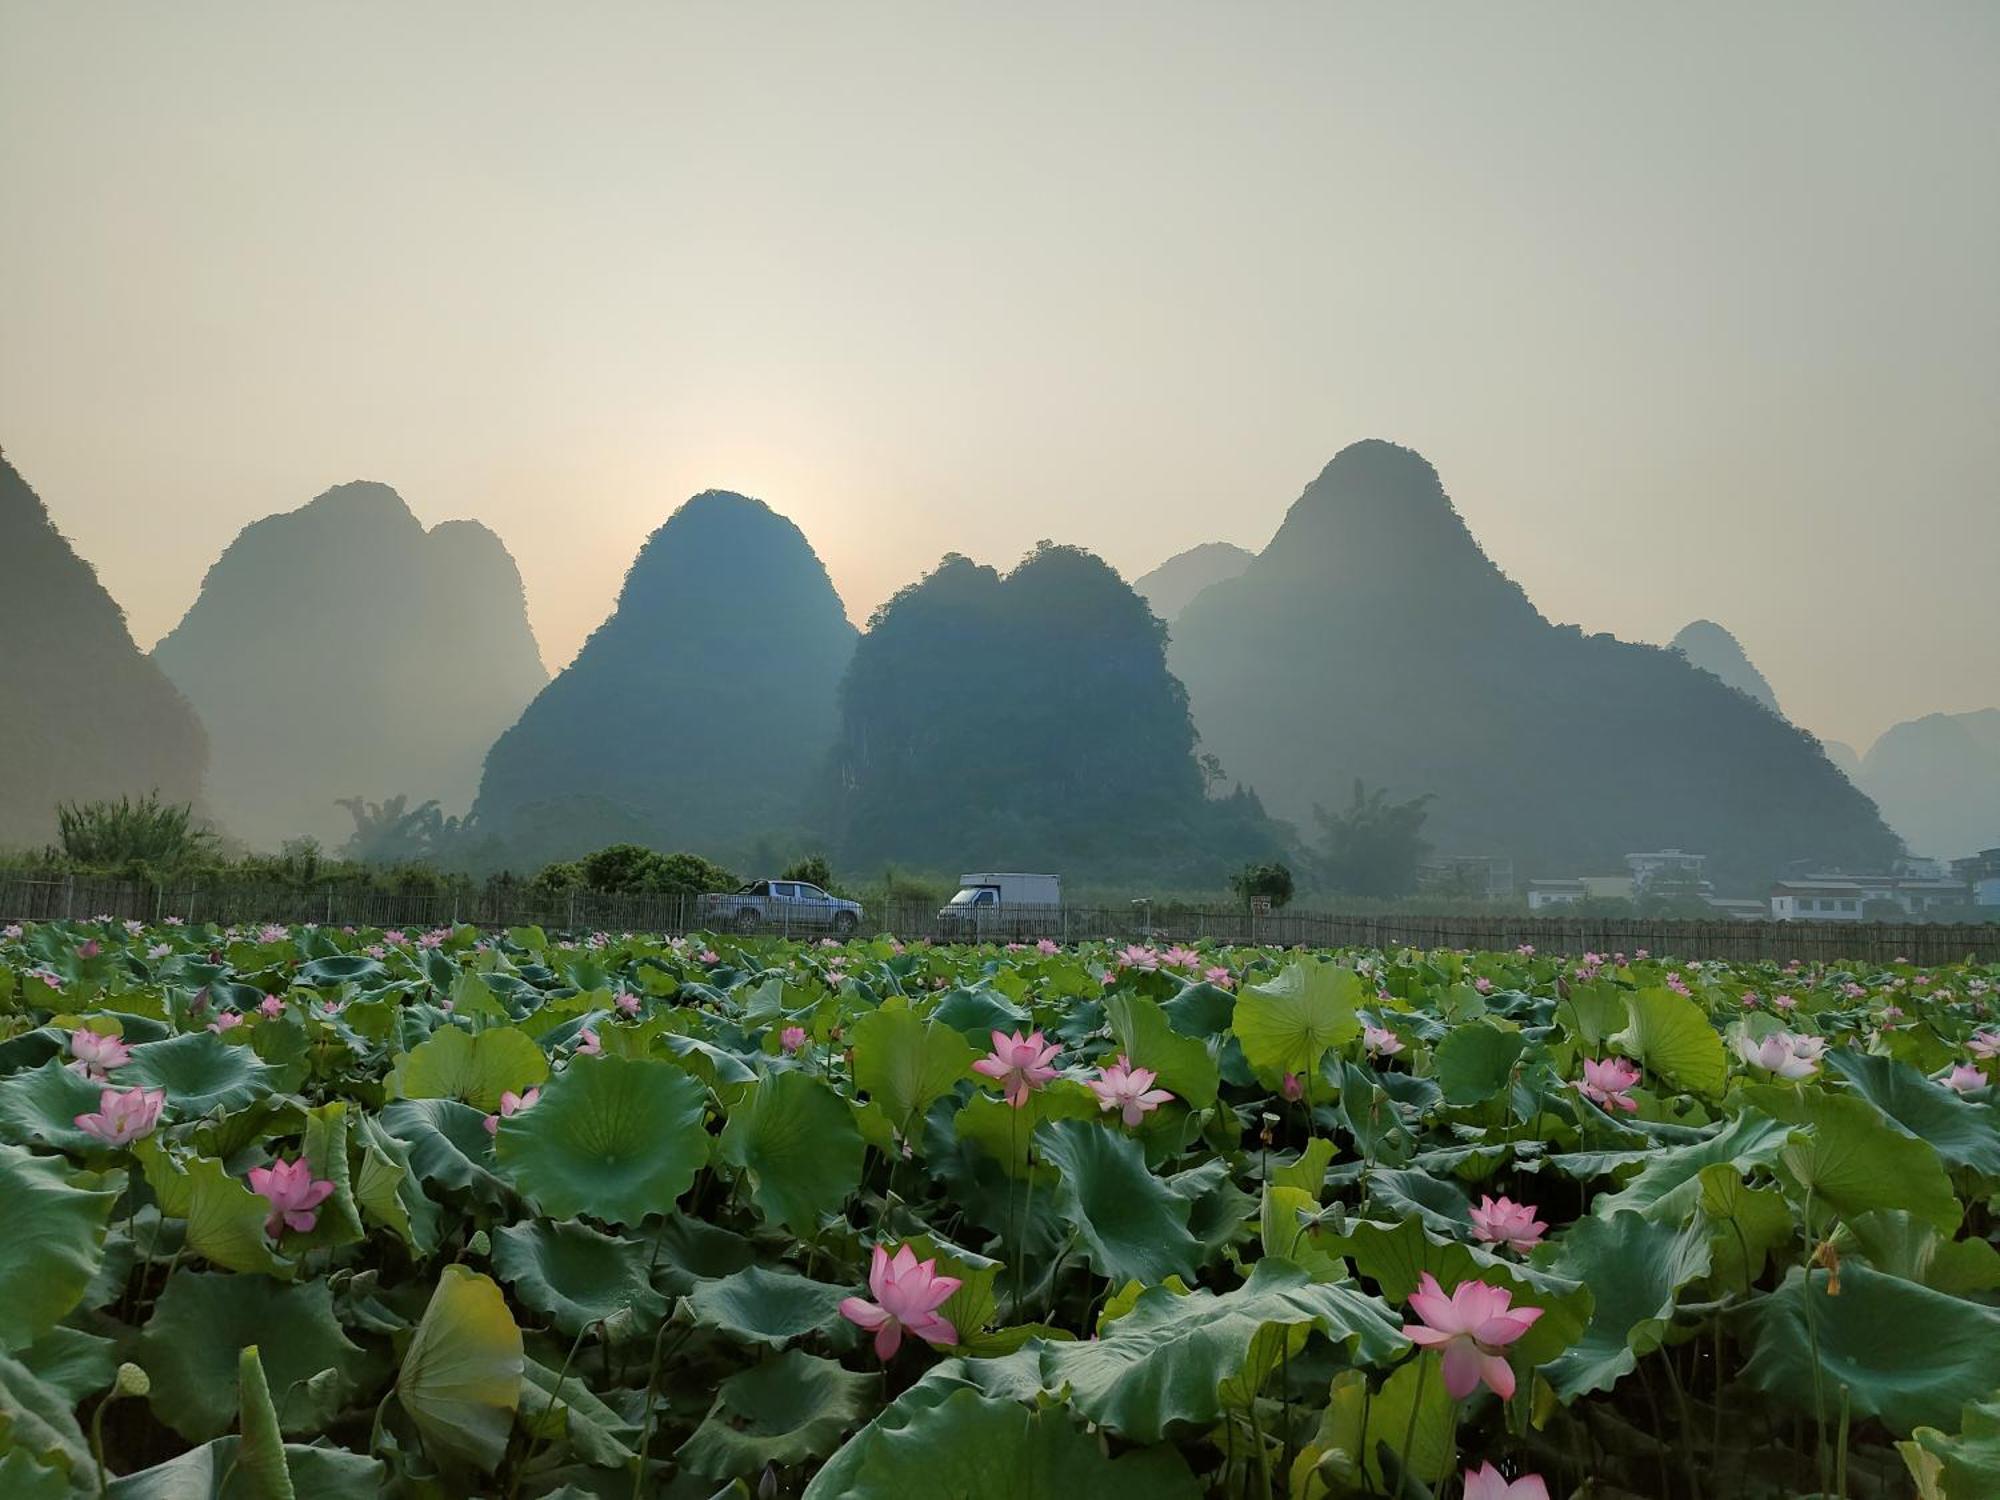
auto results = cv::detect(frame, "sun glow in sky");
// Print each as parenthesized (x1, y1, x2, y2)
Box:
(2, 2, 1995, 753)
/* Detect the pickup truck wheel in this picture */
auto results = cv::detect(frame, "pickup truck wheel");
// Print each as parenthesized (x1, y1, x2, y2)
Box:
(734, 909, 761, 933)
(832, 911, 858, 936)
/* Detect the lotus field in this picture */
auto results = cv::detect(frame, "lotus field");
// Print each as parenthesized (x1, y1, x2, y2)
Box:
(4, 922, 2000, 1499)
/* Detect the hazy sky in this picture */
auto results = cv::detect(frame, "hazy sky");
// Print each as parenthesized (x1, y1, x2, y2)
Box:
(3, 3, 1994, 752)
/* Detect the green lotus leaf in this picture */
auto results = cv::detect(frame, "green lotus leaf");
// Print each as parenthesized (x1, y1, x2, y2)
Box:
(719, 1070, 865, 1235)
(639, 1212, 755, 1295)
(1231, 960, 1362, 1079)
(350, 1112, 441, 1254)
(1537, 1209, 1711, 1400)
(279, 1100, 364, 1253)
(1430, 1020, 1525, 1106)
(135, 1271, 365, 1441)
(390, 1023, 549, 1112)
(1899, 1395, 2000, 1499)
(494, 1055, 708, 1226)
(1696, 1164, 1794, 1292)
(0, 1450, 67, 1500)
(105, 1439, 384, 1499)
(377, 1095, 513, 1208)
(491, 1219, 668, 1337)
(1318, 1358, 1458, 1491)
(517, 1355, 636, 1468)
(233, 1345, 295, 1500)
(1039, 1258, 1405, 1442)
(1823, 1049, 2000, 1175)
(1104, 992, 1219, 1108)
(1746, 1084, 1962, 1234)
(685, 1264, 854, 1349)
(952, 1082, 1099, 1178)
(821, 1387, 1201, 1500)
(0, 1351, 91, 1484)
(123, 1032, 278, 1114)
(1033, 1118, 1199, 1287)
(0, 1143, 121, 1352)
(177, 1155, 292, 1275)
(1588, 1109, 1793, 1224)
(1606, 986, 1726, 1097)
(675, 1348, 878, 1479)
(296, 954, 387, 988)
(17, 1326, 115, 1407)
(850, 1004, 974, 1140)
(0, 1057, 117, 1153)
(395, 1264, 523, 1474)
(1746, 1264, 2000, 1435)
(1832, 1210, 2000, 1296)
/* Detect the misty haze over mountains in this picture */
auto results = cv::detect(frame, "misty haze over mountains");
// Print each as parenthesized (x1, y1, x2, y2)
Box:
(5, 440, 1992, 888)
(150, 482, 547, 850)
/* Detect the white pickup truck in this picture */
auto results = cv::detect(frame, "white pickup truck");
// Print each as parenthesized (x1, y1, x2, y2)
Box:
(935, 873, 1063, 935)
(698, 880, 864, 934)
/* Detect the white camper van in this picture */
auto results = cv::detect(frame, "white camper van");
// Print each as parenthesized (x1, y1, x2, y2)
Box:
(936, 873, 1062, 936)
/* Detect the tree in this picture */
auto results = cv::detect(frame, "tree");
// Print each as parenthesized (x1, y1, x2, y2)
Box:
(55, 794, 219, 870)
(1230, 861, 1295, 911)
(780, 854, 837, 890)
(336, 794, 476, 865)
(1313, 780, 1434, 899)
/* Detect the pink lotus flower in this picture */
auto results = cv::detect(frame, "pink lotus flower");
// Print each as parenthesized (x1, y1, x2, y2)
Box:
(147, 942, 172, 960)
(1634, 948, 1650, 960)
(483, 1087, 541, 1134)
(576, 1028, 602, 1055)
(1281, 1073, 1305, 1102)
(1036, 938, 1060, 956)
(207, 1010, 242, 1034)
(1469, 1195, 1547, 1254)
(1734, 1030, 1823, 1080)
(615, 991, 641, 1016)
(124, 919, 144, 936)
(1515, 944, 1534, 957)
(838, 1243, 961, 1359)
(1772, 994, 1797, 1012)
(78, 939, 103, 959)
(1464, 1463, 1550, 1500)
(164, 915, 184, 927)
(699, 949, 720, 965)
(1204, 965, 1235, 989)
(384, 930, 408, 946)
(258, 924, 287, 944)
(2, 923, 22, 940)
(1362, 1025, 1404, 1058)
(781, 1025, 809, 1054)
(365, 944, 387, 959)
(419, 929, 448, 949)
(259, 994, 285, 1018)
(971, 1029, 1060, 1108)
(247, 1156, 335, 1236)
(1940, 1063, 1986, 1094)
(1665, 972, 1692, 996)
(1577, 1056, 1641, 1113)
(1971, 1030, 2000, 1060)
(1473, 976, 1493, 994)
(1117, 944, 1159, 972)
(1402, 1272, 1544, 1399)
(1087, 1056, 1174, 1126)
(1163, 945, 1202, 970)
(75, 1086, 166, 1146)
(68, 1029, 131, 1080)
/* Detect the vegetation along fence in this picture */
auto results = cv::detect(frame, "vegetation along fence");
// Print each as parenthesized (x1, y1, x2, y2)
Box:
(2, 874, 1996, 963)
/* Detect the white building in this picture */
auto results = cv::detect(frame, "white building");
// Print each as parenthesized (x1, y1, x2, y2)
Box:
(1771, 873, 1970, 921)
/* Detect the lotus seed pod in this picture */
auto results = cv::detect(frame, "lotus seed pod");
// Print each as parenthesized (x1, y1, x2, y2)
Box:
(114, 1362, 151, 1398)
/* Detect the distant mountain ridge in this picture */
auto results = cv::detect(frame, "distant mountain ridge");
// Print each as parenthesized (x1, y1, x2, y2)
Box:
(1858, 710, 2000, 861)
(153, 481, 545, 849)
(825, 541, 1281, 881)
(1133, 542, 1254, 624)
(475, 490, 856, 866)
(1670, 619, 1783, 717)
(1169, 440, 1900, 891)
(0, 452, 209, 846)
